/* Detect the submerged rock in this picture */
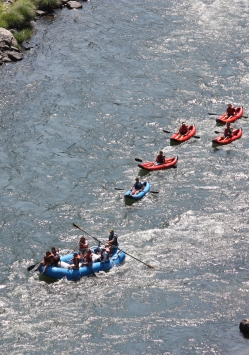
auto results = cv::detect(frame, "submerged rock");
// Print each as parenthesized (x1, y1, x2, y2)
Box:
(240, 319, 249, 335)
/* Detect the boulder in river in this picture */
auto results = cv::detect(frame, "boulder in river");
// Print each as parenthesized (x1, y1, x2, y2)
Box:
(66, 1, 82, 9)
(239, 319, 249, 335)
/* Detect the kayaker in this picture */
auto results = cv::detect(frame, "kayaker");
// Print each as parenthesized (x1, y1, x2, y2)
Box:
(224, 122, 233, 138)
(130, 177, 144, 195)
(178, 122, 189, 136)
(68, 252, 80, 270)
(225, 104, 235, 118)
(154, 150, 166, 165)
(105, 229, 118, 248)
(35, 251, 55, 274)
(51, 247, 61, 267)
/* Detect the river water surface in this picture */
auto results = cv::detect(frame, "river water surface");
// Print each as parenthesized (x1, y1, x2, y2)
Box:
(1, 0, 249, 354)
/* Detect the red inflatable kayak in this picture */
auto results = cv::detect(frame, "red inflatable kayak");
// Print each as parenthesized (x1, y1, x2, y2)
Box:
(216, 107, 244, 124)
(138, 156, 178, 171)
(170, 125, 196, 143)
(212, 128, 242, 145)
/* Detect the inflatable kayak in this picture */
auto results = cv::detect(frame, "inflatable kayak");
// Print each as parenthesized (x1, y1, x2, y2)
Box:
(170, 125, 196, 143)
(36, 247, 125, 281)
(124, 181, 150, 200)
(216, 107, 244, 124)
(212, 128, 242, 145)
(138, 156, 178, 171)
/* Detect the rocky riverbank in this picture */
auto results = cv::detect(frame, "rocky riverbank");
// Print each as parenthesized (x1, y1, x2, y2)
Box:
(0, 27, 23, 64)
(0, 0, 86, 66)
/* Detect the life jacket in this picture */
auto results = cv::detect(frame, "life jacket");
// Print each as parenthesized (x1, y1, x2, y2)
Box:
(133, 182, 142, 190)
(85, 253, 92, 263)
(227, 106, 235, 116)
(179, 125, 188, 135)
(44, 255, 54, 264)
(79, 240, 88, 250)
(108, 233, 118, 246)
(51, 251, 60, 265)
(156, 155, 165, 164)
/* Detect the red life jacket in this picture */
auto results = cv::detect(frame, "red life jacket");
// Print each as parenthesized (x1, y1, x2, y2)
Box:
(85, 253, 92, 263)
(156, 155, 165, 164)
(226, 106, 235, 116)
(179, 125, 188, 134)
(79, 240, 88, 250)
(44, 255, 54, 264)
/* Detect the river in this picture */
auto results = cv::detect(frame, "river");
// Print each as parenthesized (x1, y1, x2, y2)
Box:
(1, 0, 249, 354)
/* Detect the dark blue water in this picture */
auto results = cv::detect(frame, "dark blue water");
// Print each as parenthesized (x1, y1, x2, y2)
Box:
(1, 0, 249, 353)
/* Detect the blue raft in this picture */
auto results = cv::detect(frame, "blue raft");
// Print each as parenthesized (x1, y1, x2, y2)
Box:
(36, 247, 125, 281)
(124, 181, 150, 200)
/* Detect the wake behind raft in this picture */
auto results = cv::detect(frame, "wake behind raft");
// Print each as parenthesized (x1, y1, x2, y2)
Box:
(36, 247, 125, 281)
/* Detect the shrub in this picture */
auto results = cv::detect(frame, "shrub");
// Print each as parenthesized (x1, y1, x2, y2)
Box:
(1, 9, 25, 30)
(0, 0, 36, 30)
(13, 0, 36, 23)
(36, 0, 61, 11)
(14, 28, 33, 43)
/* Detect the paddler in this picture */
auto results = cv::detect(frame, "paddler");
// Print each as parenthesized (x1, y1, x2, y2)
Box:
(35, 251, 55, 274)
(68, 252, 80, 270)
(105, 229, 118, 248)
(154, 150, 166, 165)
(225, 103, 235, 119)
(224, 122, 233, 138)
(130, 177, 144, 195)
(178, 122, 189, 137)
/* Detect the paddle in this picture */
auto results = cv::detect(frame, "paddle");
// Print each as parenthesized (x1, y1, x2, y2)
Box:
(163, 129, 200, 139)
(73, 223, 155, 269)
(208, 113, 248, 118)
(27, 263, 38, 271)
(114, 187, 159, 194)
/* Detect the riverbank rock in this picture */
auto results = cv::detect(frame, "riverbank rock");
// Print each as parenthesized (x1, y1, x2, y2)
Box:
(67, 1, 82, 9)
(240, 319, 249, 335)
(0, 27, 23, 65)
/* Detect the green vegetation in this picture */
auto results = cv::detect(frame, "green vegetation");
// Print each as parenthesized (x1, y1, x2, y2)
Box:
(13, 27, 32, 43)
(0, 0, 62, 45)
(36, 0, 61, 12)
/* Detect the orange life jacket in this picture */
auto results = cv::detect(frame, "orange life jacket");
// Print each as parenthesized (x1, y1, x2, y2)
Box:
(85, 253, 92, 263)
(79, 240, 88, 250)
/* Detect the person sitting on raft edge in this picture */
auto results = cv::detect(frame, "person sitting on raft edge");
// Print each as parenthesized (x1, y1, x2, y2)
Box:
(105, 229, 118, 248)
(154, 150, 166, 165)
(77, 236, 89, 255)
(68, 252, 80, 270)
(81, 249, 93, 267)
(51, 247, 61, 267)
(130, 177, 145, 195)
(35, 251, 55, 274)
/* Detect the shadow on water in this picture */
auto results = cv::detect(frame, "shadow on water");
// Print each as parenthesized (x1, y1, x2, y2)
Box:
(138, 169, 150, 178)
(124, 196, 138, 206)
(39, 274, 58, 283)
(170, 139, 182, 146)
